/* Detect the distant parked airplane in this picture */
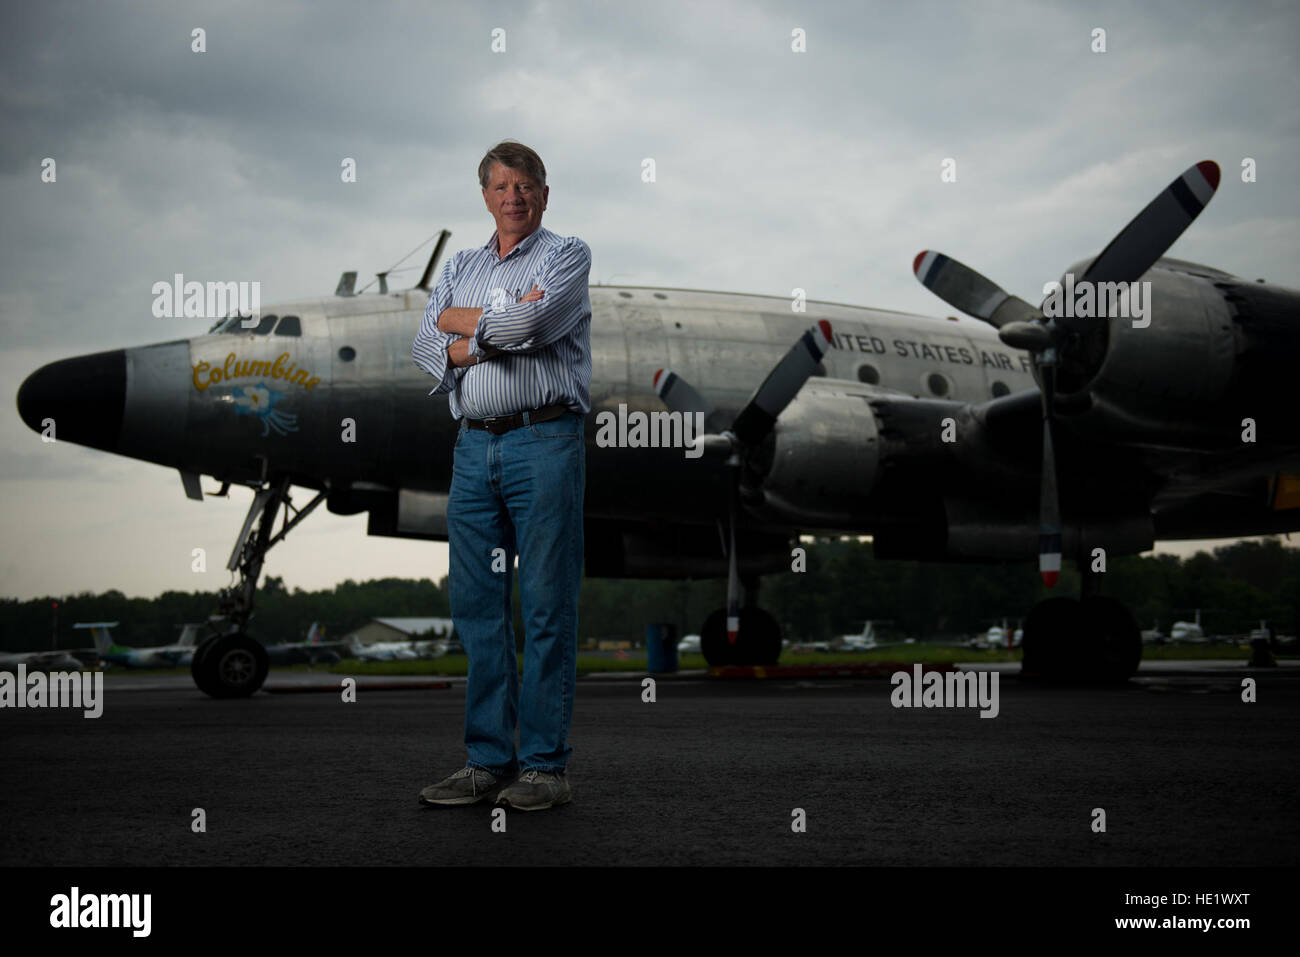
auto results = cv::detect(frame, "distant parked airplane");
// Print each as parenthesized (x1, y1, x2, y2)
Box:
(0, 648, 83, 672)
(76, 621, 201, 668)
(1169, 610, 1205, 643)
(263, 622, 345, 665)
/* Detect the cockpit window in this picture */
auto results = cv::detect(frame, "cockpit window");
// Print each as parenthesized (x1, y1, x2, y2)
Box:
(212, 314, 278, 334)
(212, 314, 279, 334)
(274, 315, 301, 336)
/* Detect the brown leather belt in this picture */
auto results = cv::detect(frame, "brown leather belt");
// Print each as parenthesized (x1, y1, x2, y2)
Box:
(462, 403, 571, 435)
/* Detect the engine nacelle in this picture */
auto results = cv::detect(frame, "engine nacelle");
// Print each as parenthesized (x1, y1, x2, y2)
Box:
(746, 386, 880, 528)
(1055, 260, 1300, 450)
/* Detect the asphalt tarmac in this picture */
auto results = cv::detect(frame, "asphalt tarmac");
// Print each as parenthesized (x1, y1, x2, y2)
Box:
(2, 663, 1297, 866)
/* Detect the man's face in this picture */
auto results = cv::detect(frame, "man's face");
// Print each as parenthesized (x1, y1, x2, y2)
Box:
(483, 162, 548, 244)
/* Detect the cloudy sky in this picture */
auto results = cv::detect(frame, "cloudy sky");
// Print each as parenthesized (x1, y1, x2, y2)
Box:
(2, 0, 1298, 606)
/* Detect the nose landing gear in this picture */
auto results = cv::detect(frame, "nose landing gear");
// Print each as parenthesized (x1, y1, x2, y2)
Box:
(191, 475, 326, 698)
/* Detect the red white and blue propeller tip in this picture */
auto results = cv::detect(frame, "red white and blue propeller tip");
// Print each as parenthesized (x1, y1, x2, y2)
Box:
(1039, 532, 1061, 588)
(912, 250, 1016, 323)
(652, 367, 714, 419)
(1193, 160, 1220, 191)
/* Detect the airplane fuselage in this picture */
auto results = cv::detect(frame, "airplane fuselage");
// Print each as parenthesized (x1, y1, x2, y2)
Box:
(17, 266, 1300, 577)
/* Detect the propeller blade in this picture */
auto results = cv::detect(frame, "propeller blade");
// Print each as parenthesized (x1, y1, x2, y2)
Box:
(913, 250, 1039, 329)
(1037, 361, 1061, 588)
(1077, 160, 1221, 290)
(652, 367, 714, 419)
(725, 474, 740, 645)
(652, 368, 734, 457)
(683, 325, 832, 654)
(730, 320, 833, 447)
(916, 162, 1221, 594)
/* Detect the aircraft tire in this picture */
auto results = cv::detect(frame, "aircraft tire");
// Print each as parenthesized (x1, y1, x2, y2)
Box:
(1021, 597, 1083, 679)
(736, 608, 782, 666)
(194, 633, 269, 699)
(1080, 596, 1142, 682)
(701, 607, 782, 667)
(190, 636, 222, 697)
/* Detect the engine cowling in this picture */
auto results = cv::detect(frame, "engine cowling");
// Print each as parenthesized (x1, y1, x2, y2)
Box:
(1054, 260, 1300, 450)
(744, 385, 880, 528)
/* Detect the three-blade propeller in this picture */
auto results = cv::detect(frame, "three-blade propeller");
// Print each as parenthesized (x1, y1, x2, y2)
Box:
(654, 320, 833, 646)
(913, 161, 1221, 587)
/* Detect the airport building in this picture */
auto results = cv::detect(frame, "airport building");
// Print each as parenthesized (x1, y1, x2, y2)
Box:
(342, 617, 455, 647)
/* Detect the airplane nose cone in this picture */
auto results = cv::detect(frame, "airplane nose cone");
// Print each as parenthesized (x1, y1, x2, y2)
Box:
(16, 349, 126, 450)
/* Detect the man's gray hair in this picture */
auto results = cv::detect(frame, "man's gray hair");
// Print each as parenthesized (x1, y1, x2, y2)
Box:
(478, 141, 547, 190)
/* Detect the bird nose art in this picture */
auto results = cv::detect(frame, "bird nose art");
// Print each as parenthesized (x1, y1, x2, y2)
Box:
(15, 349, 126, 451)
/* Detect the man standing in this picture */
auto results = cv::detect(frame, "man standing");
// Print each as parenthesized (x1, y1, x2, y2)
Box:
(412, 141, 591, 811)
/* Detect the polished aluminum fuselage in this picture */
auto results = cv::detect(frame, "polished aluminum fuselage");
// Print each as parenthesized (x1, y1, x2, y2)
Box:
(121, 286, 1032, 531)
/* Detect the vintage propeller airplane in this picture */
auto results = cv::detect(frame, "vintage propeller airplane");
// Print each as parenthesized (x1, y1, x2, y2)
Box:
(16, 160, 1300, 696)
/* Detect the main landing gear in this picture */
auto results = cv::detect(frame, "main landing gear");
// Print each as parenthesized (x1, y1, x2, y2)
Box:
(699, 574, 782, 667)
(192, 475, 326, 698)
(1020, 565, 1142, 682)
(692, 560, 1144, 679)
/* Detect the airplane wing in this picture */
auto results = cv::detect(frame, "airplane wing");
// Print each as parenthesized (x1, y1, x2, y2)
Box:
(834, 379, 1300, 563)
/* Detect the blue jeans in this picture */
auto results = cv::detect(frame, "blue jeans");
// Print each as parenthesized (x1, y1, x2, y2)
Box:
(448, 411, 585, 777)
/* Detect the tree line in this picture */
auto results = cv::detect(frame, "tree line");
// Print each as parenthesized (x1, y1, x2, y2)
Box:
(2, 537, 1297, 652)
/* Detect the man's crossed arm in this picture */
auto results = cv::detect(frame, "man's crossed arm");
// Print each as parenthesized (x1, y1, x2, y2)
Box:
(438, 285, 544, 366)
(412, 268, 537, 391)
(464, 239, 590, 358)
(413, 238, 588, 392)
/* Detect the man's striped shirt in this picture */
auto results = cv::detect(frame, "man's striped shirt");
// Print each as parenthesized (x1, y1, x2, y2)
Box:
(411, 225, 592, 420)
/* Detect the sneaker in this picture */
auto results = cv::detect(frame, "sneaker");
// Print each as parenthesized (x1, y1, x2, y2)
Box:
(495, 769, 572, 811)
(418, 766, 508, 806)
